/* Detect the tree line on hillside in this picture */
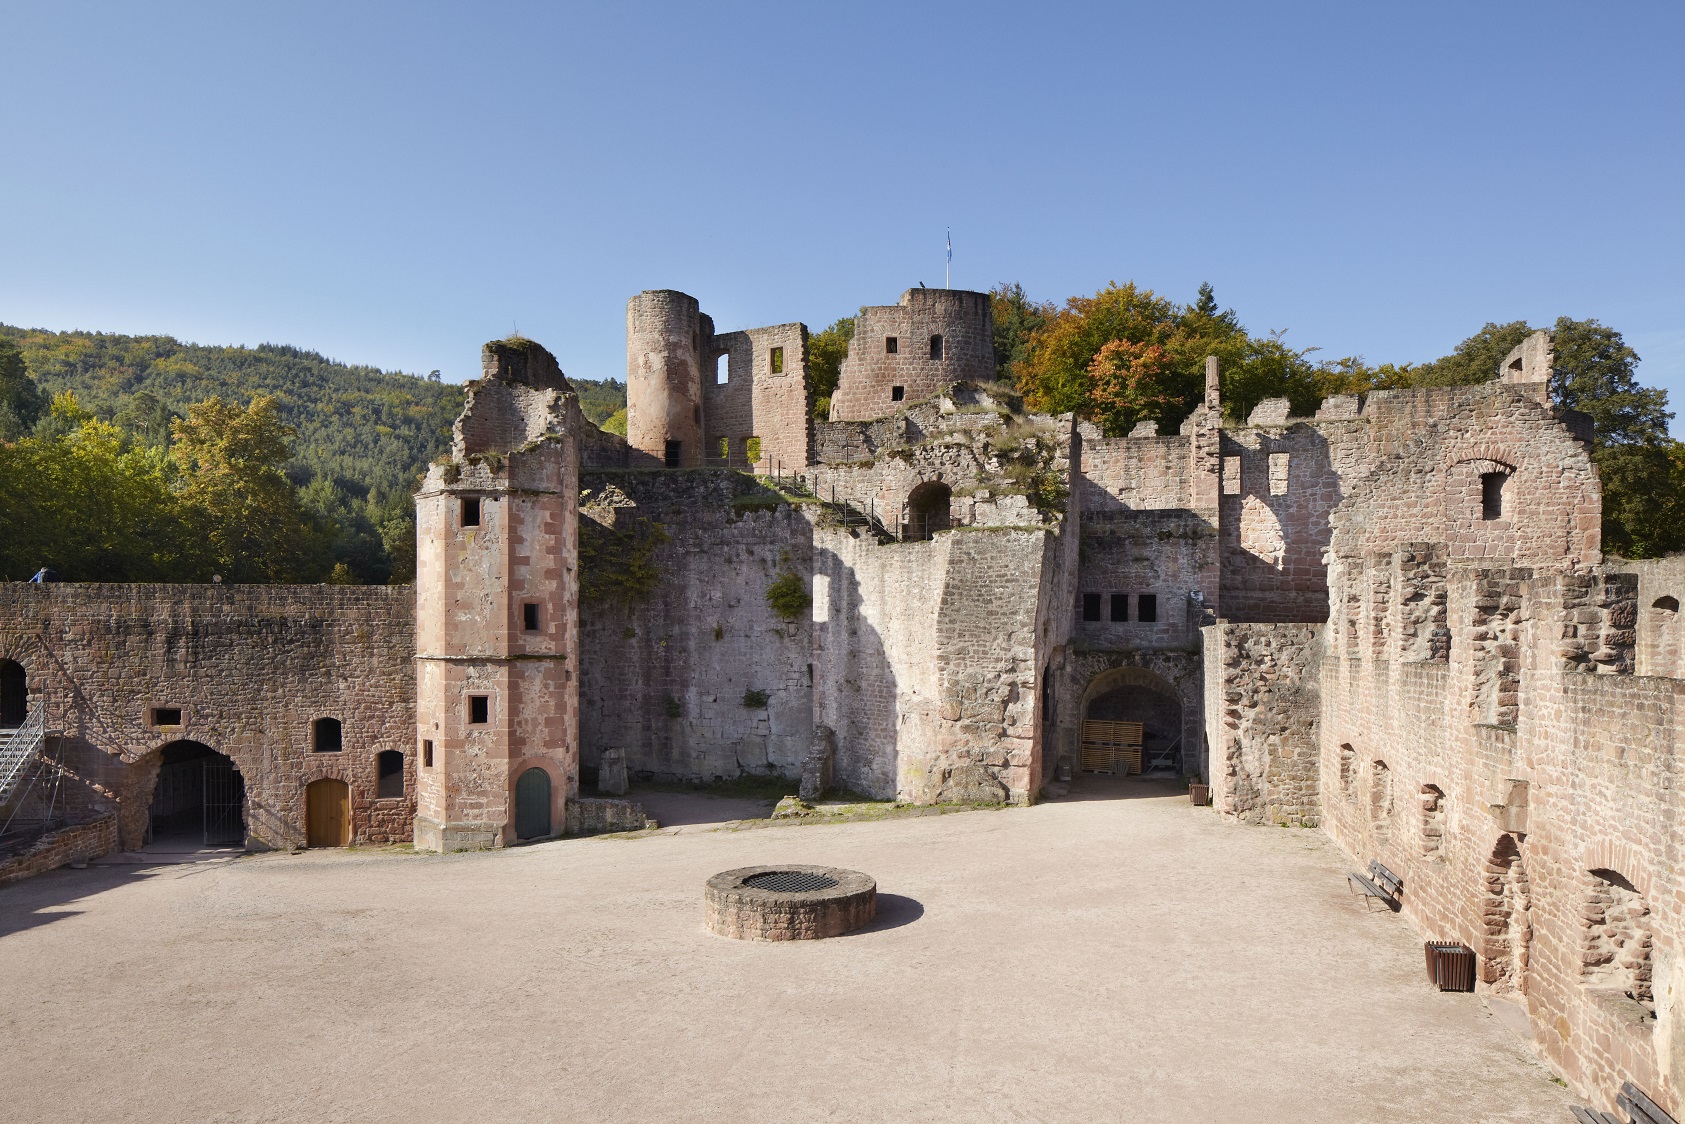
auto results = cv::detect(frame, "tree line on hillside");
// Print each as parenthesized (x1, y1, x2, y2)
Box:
(806, 282, 1684, 559)
(0, 326, 630, 583)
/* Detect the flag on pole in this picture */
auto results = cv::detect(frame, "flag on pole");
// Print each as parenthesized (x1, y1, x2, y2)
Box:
(946, 228, 952, 288)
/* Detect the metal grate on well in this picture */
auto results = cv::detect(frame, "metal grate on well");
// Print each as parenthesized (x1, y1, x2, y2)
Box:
(743, 870, 839, 893)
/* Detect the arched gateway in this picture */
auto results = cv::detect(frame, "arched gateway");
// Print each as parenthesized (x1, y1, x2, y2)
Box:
(1078, 667, 1188, 777)
(148, 740, 246, 847)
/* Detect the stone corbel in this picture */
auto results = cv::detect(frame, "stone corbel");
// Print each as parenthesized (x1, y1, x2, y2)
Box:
(1486, 778, 1529, 835)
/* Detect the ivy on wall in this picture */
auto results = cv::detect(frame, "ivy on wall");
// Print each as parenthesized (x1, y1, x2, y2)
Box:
(578, 515, 668, 604)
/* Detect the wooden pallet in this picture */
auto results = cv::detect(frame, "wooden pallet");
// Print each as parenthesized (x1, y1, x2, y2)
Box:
(1081, 720, 1143, 775)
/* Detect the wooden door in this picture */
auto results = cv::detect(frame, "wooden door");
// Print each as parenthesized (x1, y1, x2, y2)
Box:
(515, 768, 551, 840)
(306, 778, 350, 847)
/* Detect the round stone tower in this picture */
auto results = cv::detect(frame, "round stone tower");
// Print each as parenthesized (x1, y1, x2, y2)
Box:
(626, 290, 705, 467)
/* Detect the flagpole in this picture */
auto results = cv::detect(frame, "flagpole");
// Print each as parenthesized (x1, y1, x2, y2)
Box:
(945, 228, 951, 289)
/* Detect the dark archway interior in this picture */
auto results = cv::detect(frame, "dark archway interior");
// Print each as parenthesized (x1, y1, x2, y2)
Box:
(149, 740, 246, 847)
(905, 482, 952, 541)
(0, 660, 25, 728)
(1085, 684, 1184, 774)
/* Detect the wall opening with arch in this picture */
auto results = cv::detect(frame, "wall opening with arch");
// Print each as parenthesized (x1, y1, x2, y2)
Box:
(0, 659, 26, 727)
(148, 740, 245, 848)
(1079, 667, 1187, 776)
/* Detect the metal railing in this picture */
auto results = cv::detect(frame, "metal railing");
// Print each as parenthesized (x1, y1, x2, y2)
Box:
(0, 705, 46, 808)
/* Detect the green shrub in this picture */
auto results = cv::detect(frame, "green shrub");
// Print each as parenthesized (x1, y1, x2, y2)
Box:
(742, 689, 769, 708)
(765, 571, 811, 621)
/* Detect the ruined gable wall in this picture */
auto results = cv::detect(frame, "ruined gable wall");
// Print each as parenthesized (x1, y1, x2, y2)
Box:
(1611, 555, 1685, 678)
(703, 324, 811, 474)
(1077, 431, 1193, 513)
(0, 584, 416, 852)
(828, 289, 994, 422)
(1076, 510, 1212, 649)
(577, 472, 814, 787)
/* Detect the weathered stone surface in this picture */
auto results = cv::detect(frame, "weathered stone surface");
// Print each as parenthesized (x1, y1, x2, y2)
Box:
(703, 865, 876, 941)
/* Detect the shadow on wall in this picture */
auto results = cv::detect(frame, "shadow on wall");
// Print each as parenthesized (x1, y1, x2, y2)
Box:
(812, 537, 901, 801)
(1220, 428, 1341, 625)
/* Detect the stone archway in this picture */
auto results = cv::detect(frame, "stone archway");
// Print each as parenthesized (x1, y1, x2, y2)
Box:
(148, 740, 246, 848)
(1079, 667, 1187, 776)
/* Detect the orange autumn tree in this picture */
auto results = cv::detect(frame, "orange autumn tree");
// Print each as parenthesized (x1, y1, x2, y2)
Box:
(1087, 339, 1184, 436)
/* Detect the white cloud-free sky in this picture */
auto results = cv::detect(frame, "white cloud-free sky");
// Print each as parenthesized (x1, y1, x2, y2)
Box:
(3, 1, 1681, 429)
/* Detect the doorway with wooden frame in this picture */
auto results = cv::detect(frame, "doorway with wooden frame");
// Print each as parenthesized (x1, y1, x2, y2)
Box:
(306, 778, 351, 847)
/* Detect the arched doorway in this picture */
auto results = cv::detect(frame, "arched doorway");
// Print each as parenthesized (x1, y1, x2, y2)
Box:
(904, 481, 952, 542)
(1481, 835, 1531, 996)
(1080, 668, 1186, 776)
(306, 778, 351, 847)
(149, 741, 246, 847)
(0, 660, 26, 728)
(515, 767, 552, 840)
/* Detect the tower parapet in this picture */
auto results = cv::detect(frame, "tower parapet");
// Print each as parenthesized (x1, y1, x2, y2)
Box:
(828, 288, 994, 421)
(413, 338, 581, 850)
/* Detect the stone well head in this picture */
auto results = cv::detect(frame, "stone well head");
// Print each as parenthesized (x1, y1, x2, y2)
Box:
(704, 865, 876, 941)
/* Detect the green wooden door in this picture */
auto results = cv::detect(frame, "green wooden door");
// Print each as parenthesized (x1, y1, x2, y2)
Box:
(515, 767, 551, 840)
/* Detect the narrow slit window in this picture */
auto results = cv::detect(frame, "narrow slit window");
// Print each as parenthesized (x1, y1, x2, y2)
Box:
(468, 695, 489, 725)
(1137, 594, 1158, 623)
(885, 336, 898, 354)
(422, 739, 434, 768)
(929, 334, 944, 360)
(1481, 472, 1508, 520)
(769, 346, 784, 374)
(891, 386, 905, 402)
(1222, 457, 1241, 496)
(1110, 593, 1128, 622)
(522, 603, 540, 631)
(461, 497, 481, 527)
(1081, 593, 1102, 622)
(715, 354, 728, 384)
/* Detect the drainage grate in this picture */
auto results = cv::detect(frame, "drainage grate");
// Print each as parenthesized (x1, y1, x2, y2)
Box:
(744, 870, 838, 893)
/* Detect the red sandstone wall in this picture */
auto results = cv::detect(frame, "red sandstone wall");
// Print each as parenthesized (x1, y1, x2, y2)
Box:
(829, 289, 994, 422)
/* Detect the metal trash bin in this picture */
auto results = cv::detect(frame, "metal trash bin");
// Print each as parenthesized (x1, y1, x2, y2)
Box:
(1424, 941, 1476, 992)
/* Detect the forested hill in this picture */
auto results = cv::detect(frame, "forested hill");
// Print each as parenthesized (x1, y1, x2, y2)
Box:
(0, 324, 627, 499)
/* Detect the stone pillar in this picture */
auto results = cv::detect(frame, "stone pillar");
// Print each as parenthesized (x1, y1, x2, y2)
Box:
(413, 338, 581, 851)
(596, 747, 627, 796)
(626, 290, 706, 468)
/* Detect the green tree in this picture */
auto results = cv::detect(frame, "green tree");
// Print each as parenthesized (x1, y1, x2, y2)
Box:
(0, 336, 46, 440)
(170, 395, 331, 582)
(807, 316, 855, 420)
(1407, 321, 1533, 387)
(989, 283, 1056, 387)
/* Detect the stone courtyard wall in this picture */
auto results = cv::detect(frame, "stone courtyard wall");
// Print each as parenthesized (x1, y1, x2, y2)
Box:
(1203, 621, 1323, 824)
(0, 584, 417, 851)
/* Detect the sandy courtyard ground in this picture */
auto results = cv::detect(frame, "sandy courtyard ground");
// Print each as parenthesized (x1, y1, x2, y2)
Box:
(0, 782, 1572, 1123)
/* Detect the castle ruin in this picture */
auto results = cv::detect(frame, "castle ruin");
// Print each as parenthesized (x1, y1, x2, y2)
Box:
(1, 285, 1681, 1116)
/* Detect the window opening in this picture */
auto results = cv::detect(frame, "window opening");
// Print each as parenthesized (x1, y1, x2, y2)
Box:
(664, 440, 682, 468)
(1581, 869, 1653, 1016)
(0, 662, 25, 728)
(1110, 593, 1128, 622)
(1654, 596, 1679, 613)
(905, 480, 951, 541)
(769, 346, 784, 374)
(1081, 593, 1102, 622)
(1420, 785, 1445, 857)
(1370, 759, 1393, 844)
(461, 497, 481, 527)
(468, 695, 489, 725)
(1268, 452, 1290, 496)
(885, 336, 898, 354)
(929, 334, 943, 360)
(422, 739, 434, 768)
(1481, 471, 1508, 520)
(715, 354, 728, 384)
(151, 706, 182, 728)
(1338, 744, 1356, 801)
(1137, 594, 1158, 623)
(745, 436, 762, 465)
(313, 717, 343, 753)
(523, 603, 540, 631)
(376, 750, 404, 798)
(891, 386, 905, 402)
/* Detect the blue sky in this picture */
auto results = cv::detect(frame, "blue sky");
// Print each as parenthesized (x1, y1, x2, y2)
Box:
(3, 1, 1681, 429)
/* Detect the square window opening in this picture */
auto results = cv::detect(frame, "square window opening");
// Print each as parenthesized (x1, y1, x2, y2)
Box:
(929, 334, 944, 360)
(468, 695, 489, 725)
(885, 336, 899, 354)
(1081, 593, 1102, 622)
(376, 750, 404, 799)
(1110, 593, 1129, 622)
(1138, 593, 1158, 623)
(461, 497, 481, 527)
(313, 717, 343, 753)
(769, 346, 784, 374)
(522, 602, 540, 631)
(891, 385, 905, 402)
(151, 706, 182, 727)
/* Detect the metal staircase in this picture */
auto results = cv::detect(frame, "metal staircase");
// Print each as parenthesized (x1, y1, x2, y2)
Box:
(0, 706, 47, 808)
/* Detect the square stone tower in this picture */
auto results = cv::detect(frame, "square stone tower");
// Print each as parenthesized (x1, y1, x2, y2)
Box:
(413, 339, 582, 850)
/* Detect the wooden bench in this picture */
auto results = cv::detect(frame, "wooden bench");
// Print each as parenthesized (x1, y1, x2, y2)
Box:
(1618, 1082, 1677, 1124)
(1346, 859, 1402, 911)
(1080, 720, 1143, 776)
